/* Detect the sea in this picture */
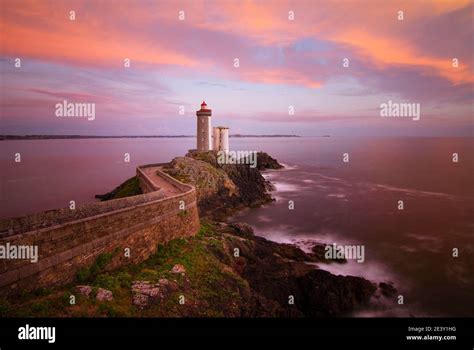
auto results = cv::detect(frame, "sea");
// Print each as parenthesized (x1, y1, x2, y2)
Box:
(1, 136, 473, 316)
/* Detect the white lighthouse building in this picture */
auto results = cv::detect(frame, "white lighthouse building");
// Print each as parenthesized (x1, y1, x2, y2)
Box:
(196, 101, 212, 151)
(213, 126, 229, 152)
(194, 101, 230, 152)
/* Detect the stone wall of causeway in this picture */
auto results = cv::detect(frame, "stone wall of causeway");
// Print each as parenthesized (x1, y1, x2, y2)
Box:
(0, 165, 200, 296)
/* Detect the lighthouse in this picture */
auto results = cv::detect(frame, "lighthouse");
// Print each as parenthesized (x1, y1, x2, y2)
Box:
(196, 101, 212, 151)
(213, 126, 229, 152)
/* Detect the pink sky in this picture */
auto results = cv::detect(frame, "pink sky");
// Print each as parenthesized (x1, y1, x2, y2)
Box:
(1, 0, 473, 136)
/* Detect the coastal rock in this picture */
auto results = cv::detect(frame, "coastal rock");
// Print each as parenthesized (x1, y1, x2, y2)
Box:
(76, 285, 114, 301)
(311, 244, 347, 263)
(76, 285, 92, 297)
(132, 281, 161, 309)
(95, 176, 142, 201)
(256, 152, 284, 170)
(162, 156, 239, 216)
(132, 293, 150, 309)
(273, 242, 315, 262)
(163, 152, 274, 219)
(131, 279, 178, 309)
(379, 282, 397, 298)
(294, 270, 376, 316)
(171, 264, 186, 274)
(162, 151, 282, 219)
(218, 224, 378, 317)
(3, 150, 392, 318)
(229, 222, 254, 238)
(158, 278, 179, 292)
(96, 288, 113, 301)
(219, 161, 272, 208)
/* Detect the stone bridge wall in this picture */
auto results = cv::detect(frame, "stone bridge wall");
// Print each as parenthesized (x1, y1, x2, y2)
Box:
(0, 164, 200, 296)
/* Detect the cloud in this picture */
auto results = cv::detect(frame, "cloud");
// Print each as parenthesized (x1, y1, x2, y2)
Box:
(1, 0, 472, 135)
(27, 88, 116, 102)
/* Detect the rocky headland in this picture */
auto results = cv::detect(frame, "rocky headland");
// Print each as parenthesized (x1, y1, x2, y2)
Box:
(0, 151, 396, 317)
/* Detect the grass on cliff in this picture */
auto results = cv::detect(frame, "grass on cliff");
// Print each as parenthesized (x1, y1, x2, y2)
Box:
(189, 151, 216, 164)
(76, 249, 119, 283)
(166, 172, 191, 184)
(95, 176, 142, 201)
(0, 222, 249, 317)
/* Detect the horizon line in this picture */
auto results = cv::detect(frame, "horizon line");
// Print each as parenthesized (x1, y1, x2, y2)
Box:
(0, 134, 303, 140)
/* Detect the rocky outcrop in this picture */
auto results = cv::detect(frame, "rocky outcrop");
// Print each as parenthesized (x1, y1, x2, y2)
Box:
(170, 264, 186, 274)
(379, 282, 397, 298)
(311, 244, 347, 263)
(162, 151, 280, 219)
(162, 156, 239, 218)
(1, 152, 395, 318)
(132, 279, 178, 309)
(255, 152, 284, 170)
(3, 221, 393, 317)
(96, 288, 113, 302)
(215, 222, 378, 317)
(95, 176, 142, 201)
(75, 285, 113, 301)
(76, 285, 92, 297)
(159, 153, 386, 316)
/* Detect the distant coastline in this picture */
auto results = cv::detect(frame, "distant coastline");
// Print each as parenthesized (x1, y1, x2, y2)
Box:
(1, 134, 301, 140)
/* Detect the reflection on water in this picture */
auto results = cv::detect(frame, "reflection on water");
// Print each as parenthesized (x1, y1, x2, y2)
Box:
(229, 137, 474, 317)
(1, 137, 473, 316)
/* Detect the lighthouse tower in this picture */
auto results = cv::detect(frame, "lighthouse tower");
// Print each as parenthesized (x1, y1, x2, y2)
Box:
(213, 126, 229, 152)
(196, 101, 212, 151)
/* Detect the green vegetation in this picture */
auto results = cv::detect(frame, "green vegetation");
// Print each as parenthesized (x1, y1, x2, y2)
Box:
(95, 176, 142, 201)
(191, 151, 215, 164)
(3, 222, 248, 317)
(94, 272, 132, 291)
(76, 250, 116, 283)
(163, 170, 191, 184)
(198, 222, 216, 236)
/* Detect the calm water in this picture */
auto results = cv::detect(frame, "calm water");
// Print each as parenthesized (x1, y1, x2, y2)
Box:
(1, 137, 473, 316)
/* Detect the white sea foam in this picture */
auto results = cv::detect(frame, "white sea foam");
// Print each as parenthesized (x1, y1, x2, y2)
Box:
(256, 215, 272, 223)
(327, 193, 346, 199)
(405, 233, 443, 253)
(371, 183, 458, 199)
(273, 182, 300, 192)
(278, 163, 298, 170)
(314, 173, 346, 183)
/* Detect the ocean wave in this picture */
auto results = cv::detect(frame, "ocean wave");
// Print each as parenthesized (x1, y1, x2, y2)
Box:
(272, 182, 301, 192)
(371, 183, 459, 199)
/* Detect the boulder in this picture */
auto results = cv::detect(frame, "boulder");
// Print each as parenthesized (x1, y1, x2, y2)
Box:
(221, 224, 378, 317)
(294, 270, 376, 317)
(164, 151, 274, 218)
(96, 288, 113, 301)
(229, 222, 254, 238)
(256, 152, 284, 170)
(311, 244, 347, 263)
(171, 264, 186, 274)
(76, 285, 92, 297)
(379, 282, 397, 298)
(132, 279, 178, 309)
